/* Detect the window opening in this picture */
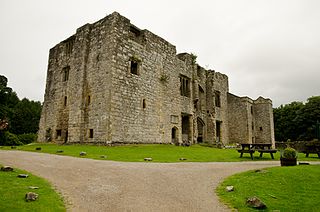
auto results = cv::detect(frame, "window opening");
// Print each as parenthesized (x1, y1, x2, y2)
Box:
(215, 91, 221, 107)
(88, 95, 91, 105)
(180, 75, 190, 97)
(89, 129, 94, 138)
(64, 96, 67, 106)
(62, 66, 70, 81)
(130, 61, 139, 75)
(260, 127, 263, 131)
(142, 99, 146, 109)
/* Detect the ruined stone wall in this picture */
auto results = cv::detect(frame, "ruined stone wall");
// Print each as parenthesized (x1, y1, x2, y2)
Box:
(38, 11, 275, 146)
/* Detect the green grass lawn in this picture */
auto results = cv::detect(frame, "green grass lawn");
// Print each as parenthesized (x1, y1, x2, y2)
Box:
(0, 165, 65, 212)
(216, 165, 320, 212)
(1, 143, 319, 162)
(1, 143, 283, 162)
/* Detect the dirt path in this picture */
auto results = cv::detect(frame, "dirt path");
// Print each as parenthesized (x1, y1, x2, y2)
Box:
(0, 150, 281, 212)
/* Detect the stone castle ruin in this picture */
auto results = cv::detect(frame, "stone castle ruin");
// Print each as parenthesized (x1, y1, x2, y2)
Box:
(38, 12, 275, 146)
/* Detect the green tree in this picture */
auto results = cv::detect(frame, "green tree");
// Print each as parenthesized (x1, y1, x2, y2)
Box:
(0, 75, 42, 145)
(11, 98, 42, 134)
(0, 75, 19, 128)
(274, 96, 320, 141)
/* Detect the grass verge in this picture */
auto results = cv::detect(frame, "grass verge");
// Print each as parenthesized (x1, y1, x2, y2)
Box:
(0, 165, 65, 212)
(2, 143, 319, 162)
(0, 143, 284, 162)
(216, 165, 320, 211)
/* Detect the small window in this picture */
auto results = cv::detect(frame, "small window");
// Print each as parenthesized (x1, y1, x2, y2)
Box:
(56, 129, 62, 138)
(64, 96, 67, 106)
(62, 66, 70, 81)
(250, 106, 253, 114)
(260, 127, 263, 131)
(142, 99, 146, 109)
(215, 91, 221, 107)
(88, 95, 91, 105)
(89, 129, 93, 138)
(130, 61, 139, 75)
(180, 75, 190, 97)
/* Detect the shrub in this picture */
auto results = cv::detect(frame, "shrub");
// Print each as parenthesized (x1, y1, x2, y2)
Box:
(282, 147, 297, 159)
(0, 131, 22, 146)
(17, 133, 37, 144)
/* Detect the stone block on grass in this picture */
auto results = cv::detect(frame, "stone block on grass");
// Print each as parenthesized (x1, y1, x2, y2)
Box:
(25, 192, 38, 202)
(1, 166, 13, 172)
(80, 152, 87, 156)
(246, 196, 266, 209)
(18, 174, 29, 178)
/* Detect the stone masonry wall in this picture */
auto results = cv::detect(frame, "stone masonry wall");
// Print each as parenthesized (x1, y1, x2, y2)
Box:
(38, 11, 275, 146)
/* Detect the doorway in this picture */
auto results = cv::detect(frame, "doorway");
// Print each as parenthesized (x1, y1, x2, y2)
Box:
(197, 118, 205, 143)
(181, 114, 190, 143)
(216, 121, 221, 143)
(171, 127, 178, 144)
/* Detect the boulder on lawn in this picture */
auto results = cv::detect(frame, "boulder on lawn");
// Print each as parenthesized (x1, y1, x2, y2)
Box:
(28, 186, 39, 189)
(144, 157, 152, 161)
(35, 147, 41, 151)
(18, 174, 29, 178)
(179, 158, 187, 161)
(1, 166, 13, 172)
(80, 151, 87, 156)
(246, 196, 267, 209)
(25, 192, 38, 202)
(226, 186, 234, 192)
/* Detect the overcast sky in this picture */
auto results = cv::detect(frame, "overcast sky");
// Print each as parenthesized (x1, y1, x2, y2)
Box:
(1, 0, 319, 107)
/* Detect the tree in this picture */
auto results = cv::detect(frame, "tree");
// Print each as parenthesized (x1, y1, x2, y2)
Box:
(274, 96, 320, 141)
(0, 75, 19, 128)
(10, 98, 42, 134)
(0, 75, 42, 138)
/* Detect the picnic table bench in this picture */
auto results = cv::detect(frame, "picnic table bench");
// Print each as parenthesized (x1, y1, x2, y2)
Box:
(238, 143, 277, 160)
(303, 143, 320, 158)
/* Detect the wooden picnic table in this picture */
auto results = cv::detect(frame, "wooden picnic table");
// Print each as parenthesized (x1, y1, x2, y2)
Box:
(237, 143, 277, 160)
(303, 143, 320, 158)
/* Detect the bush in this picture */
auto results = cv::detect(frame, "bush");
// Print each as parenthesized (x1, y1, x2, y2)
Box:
(17, 133, 37, 144)
(282, 147, 297, 159)
(0, 131, 22, 146)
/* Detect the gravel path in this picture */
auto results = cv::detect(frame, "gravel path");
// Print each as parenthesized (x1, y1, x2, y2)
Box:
(0, 150, 282, 212)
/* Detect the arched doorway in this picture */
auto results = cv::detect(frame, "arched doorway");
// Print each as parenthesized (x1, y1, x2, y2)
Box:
(197, 118, 205, 143)
(171, 127, 178, 144)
